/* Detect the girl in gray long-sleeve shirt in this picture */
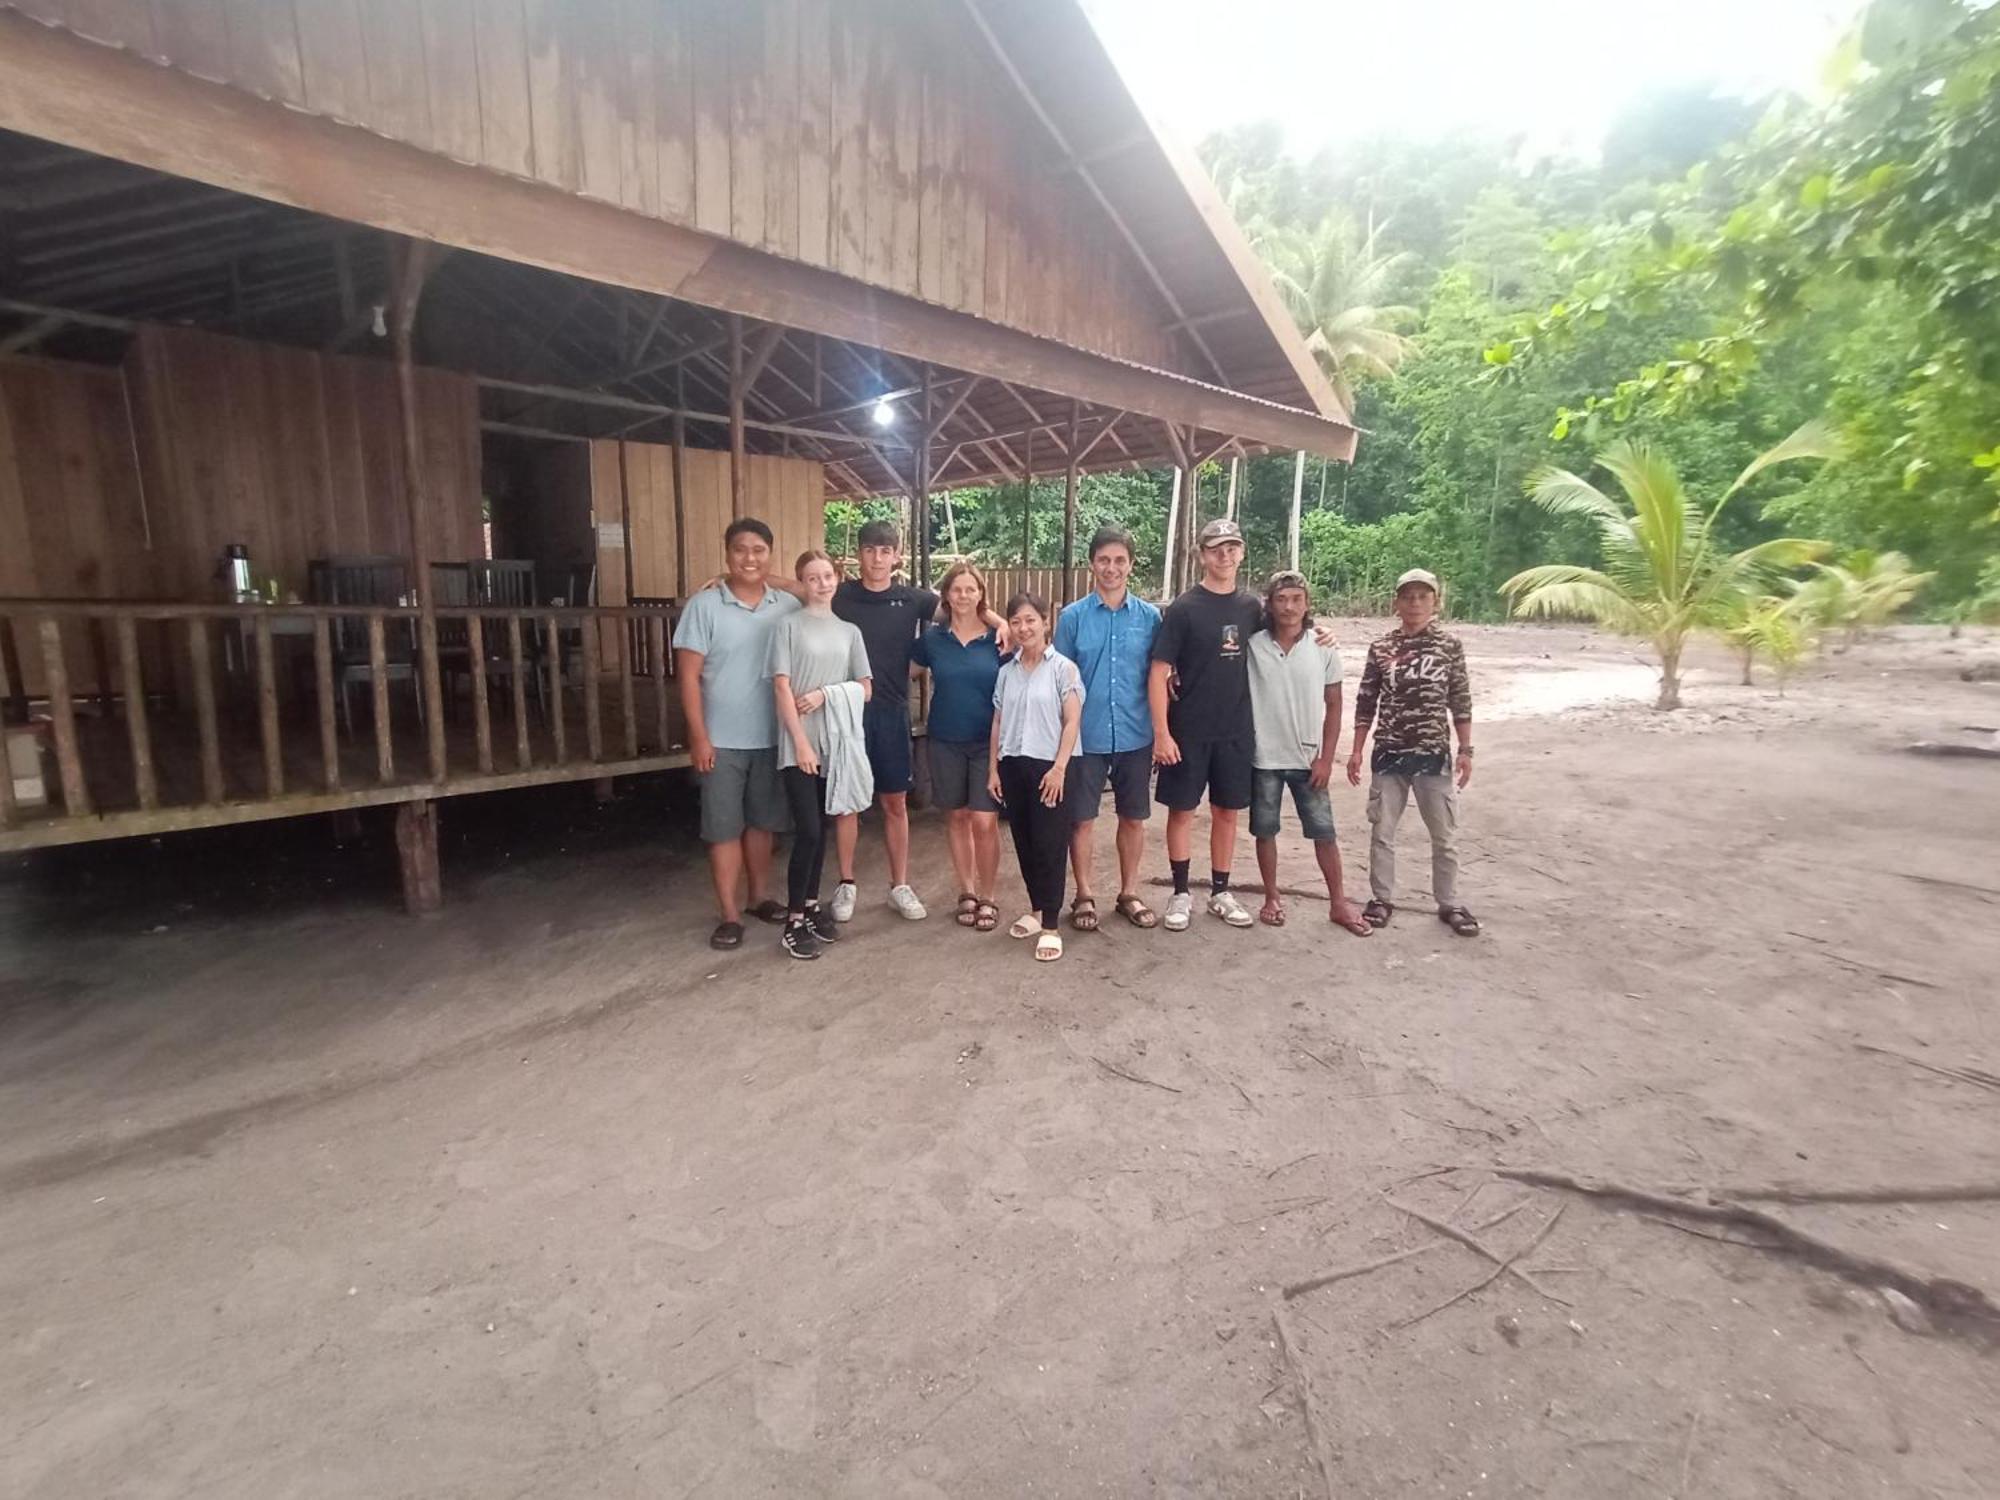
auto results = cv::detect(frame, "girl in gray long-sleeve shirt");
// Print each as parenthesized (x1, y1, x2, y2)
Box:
(770, 552, 872, 960)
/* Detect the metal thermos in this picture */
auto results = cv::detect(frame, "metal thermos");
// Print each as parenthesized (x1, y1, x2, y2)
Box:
(221, 543, 254, 602)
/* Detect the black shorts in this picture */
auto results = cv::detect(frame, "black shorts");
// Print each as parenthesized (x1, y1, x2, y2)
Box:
(1065, 747, 1153, 823)
(1155, 735, 1254, 812)
(863, 699, 914, 795)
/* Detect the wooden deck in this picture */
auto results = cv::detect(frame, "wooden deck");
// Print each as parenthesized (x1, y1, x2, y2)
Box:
(0, 601, 700, 853)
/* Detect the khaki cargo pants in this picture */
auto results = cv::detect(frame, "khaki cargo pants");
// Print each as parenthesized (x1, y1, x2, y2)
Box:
(1365, 771, 1459, 909)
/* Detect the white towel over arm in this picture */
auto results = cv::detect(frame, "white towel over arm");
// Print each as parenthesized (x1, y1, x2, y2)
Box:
(820, 681, 875, 817)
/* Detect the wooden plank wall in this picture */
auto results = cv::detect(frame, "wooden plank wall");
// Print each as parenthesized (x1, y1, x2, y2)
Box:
(592, 439, 825, 603)
(14, 0, 1177, 370)
(0, 355, 156, 692)
(124, 324, 483, 602)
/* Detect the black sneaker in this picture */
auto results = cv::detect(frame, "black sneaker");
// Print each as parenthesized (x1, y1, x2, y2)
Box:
(807, 904, 840, 943)
(781, 919, 822, 960)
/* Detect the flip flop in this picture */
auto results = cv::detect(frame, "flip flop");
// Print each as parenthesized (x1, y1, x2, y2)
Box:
(1438, 905, 1482, 937)
(1331, 904, 1375, 936)
(709, 920, 745, 950)
(1113, 894, 1160, 929)
(745, 899, 786, 925)
(1259, 902, 1285, 928)
(1034, 931, 1064, 962)
(1362, 900, 1394, 929)
(955, 892, 980, 928)
(1069, 896, 1100, 932)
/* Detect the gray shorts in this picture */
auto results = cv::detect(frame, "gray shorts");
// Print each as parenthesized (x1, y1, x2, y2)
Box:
(1066, 747, 1153, 823)
(928, 737, 998, 813)
(699, 746, 790, 843)
(1250, 767, 1337, 843)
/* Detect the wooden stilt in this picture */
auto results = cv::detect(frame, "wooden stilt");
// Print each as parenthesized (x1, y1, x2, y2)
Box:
(1060, 400, 1080, 607)
(728, 312, 746, 520)
(394, 798, 442, 914)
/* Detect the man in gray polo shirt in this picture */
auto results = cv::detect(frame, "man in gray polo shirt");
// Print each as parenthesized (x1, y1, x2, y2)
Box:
(674, 517, 799, 949)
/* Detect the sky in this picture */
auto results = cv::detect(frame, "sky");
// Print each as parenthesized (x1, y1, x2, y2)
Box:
(1083, 0, 1867, 162)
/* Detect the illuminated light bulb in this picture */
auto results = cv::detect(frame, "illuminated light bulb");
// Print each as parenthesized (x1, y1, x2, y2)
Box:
(872, 396, 896, 426)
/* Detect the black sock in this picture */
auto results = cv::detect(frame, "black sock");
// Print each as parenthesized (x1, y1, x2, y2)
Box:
(1171, 859, 1191, 895)
(1211, 870, 1231, 895)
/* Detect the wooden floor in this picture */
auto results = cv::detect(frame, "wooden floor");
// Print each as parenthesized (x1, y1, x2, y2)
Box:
(4, 674, 693, 850)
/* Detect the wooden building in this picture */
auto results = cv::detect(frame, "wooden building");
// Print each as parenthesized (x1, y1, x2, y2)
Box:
(0, 0, 1355, 905)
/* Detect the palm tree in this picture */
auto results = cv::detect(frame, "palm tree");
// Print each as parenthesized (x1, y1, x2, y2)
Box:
(1501, 423, 1839, 709)
(1722, 593, 1816, 692)
(1255, 214, 1418, 412)
(1790, 549, 1934, 643)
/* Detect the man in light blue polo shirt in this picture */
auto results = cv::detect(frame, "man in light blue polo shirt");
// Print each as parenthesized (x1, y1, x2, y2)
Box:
(1053, 525, 1163, 931)
(673, 517, 799, 950)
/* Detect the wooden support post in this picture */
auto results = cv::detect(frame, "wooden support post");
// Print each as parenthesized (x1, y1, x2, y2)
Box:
(671, 374, 690, 596)
(1019, 429, 1034, 567)
(187, 617, 223, 803)
(0, 721, 16, 827)
(915, 365, 933, 584)
(368, 612, 394, 782)
(649, 615, 669, 751)
(390, 237, 448, 783)
(312, 614, 339, 790)
(581, 616, 604, 762)
(543, 614, 566, 763)
(37, 618, 90, 816)
(727, 312, 746, 520)
(1226, 455, 1241, 521)
(618, 634, 637, 760)
(115, 614, 157, 811)
(1060, 400, 1081, 608)
(468, 613, 493, 773)
(507, 614, 530, 768)
(1288, 450, 1307, 571)
(254, 612, 282, 797)
(394, 798, 442, 914)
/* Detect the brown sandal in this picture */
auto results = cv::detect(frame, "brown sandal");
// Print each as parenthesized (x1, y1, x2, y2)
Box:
(1113, 894, 1159, 929)
(1069, 896, 1100, 932)
(955, 892, 980, 928)
(973, 900, 998, 932)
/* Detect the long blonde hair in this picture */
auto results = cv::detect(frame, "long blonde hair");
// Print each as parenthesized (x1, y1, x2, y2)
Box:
(933, 560, 991, 625)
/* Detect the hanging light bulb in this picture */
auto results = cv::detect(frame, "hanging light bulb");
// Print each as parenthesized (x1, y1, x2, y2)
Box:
(370, 304, 388, 338)
(871, 396, 896, 427)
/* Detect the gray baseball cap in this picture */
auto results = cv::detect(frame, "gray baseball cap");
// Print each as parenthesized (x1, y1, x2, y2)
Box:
(1198, 518, 1244, 548)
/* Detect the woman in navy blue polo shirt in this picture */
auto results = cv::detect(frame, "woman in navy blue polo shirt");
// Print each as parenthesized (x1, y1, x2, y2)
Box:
(915, 563, 1006, 931)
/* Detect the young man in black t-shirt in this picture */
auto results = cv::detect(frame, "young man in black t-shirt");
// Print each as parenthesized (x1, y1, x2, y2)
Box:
(1148, 518, 1262, 931)
(830, 519, 939, 922)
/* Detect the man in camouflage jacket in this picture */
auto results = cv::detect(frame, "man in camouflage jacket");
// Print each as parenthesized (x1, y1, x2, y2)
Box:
(1346, 568, 1480, 936)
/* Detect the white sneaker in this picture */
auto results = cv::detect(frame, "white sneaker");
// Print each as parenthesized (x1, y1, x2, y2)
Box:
(1208, 890, 1254, 928)
(889, 884, 928, 920)
(829, 881, 857, 923)
(1163, 891, 1193, 931)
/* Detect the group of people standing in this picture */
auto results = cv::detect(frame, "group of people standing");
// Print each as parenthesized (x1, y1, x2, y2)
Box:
(673, 514, 1478, 963)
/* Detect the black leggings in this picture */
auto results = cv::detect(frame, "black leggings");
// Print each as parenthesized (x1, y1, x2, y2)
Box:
(781, 766, 829, 912)
(999, 755, 1067, 930)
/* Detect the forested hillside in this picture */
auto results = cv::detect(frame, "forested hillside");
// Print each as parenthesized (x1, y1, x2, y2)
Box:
(853, 0, 1998, 621)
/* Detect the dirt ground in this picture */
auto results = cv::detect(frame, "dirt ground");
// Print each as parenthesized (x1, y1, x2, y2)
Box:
(3, 622, 1998, 1499)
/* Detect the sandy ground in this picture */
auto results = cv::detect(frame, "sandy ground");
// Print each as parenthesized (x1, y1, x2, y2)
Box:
(2, 622, 1998, 1499)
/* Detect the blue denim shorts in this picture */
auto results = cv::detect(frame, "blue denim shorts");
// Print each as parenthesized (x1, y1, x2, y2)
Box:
(1250, 767, 1337, 842)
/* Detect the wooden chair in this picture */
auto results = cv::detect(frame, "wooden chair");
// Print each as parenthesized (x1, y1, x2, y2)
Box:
(627, 596, 680, 681)
(429, 562, 473, 714)
(308, 555, 420, 739)
(468, 559, 540, 719)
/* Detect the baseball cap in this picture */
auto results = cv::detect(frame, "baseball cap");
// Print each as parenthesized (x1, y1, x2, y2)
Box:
(1395, 568, 1440, 593)
(1197, 518, 1244, 548)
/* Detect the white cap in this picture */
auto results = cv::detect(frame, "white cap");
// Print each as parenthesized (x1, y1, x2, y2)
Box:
(1395, 568, 1440, 593)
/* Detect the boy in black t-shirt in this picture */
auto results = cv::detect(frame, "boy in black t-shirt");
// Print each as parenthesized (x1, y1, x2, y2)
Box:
(1148, 519, 1262, 931)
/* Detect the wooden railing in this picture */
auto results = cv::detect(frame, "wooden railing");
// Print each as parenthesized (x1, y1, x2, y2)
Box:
(0, 600, 685, 843)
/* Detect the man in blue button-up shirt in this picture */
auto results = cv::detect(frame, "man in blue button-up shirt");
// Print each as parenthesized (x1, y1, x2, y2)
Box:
(1053, 526, 1164, 930)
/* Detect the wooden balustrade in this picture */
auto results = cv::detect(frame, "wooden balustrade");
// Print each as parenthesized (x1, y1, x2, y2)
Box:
(0, 600, 692, 846)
